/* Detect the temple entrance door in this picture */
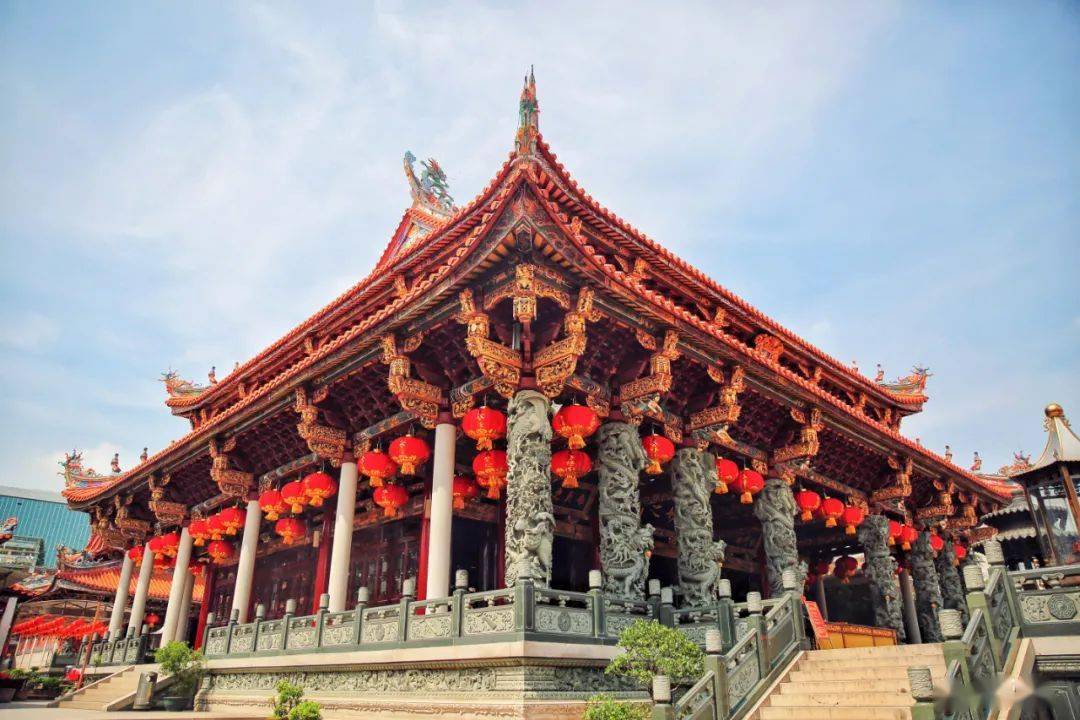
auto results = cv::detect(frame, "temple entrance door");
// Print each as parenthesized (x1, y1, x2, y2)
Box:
(450, 517, 499, 591)
(551, 535, 592, 592)
(347, 519, 420, 606)
(251, 545, 316, 619)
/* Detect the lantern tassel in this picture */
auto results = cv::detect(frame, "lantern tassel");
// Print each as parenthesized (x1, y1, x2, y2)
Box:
(310, 497, 324, 508)
(401, 461, 416, 475)
(569, 434, 585, 451)
(825, 518, 837, 528)
(384, 505, 397, 518)
(291, 503, 304, 514)
(369, 476, 383, 488)
(454, 497, 465, 510)
(845, 524, 856, 536)
(477, 438, 492, 451)
(740, 491, 752, 505)
(902, 541, 911, 551)
(562, 475, 579, 489)
(265, 510, 279, 521)
(801, 510, 813, 522)
(486, 486, 500, 500)
(194, 538, 205, 547)
(645, 459, 662, 475)
(714, 481, 728, 495)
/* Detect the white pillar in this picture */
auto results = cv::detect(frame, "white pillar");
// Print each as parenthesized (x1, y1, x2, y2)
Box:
(127, 544, 155, 637)
(327, 461, 359, 612)
(230, 499, 262, 623)
(108, 553, 135, 641)
(424, 418, 457, 599)
(159, 527, 194, 645)
(174, 570, 196, 643)
(0, 597, 16, 655)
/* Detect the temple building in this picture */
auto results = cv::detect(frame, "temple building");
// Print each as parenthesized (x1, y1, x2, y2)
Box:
(31, 75, 1031, 717)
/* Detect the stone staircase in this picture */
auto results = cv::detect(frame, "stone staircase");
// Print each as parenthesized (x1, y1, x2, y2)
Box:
(753, 643, 947, 720)
(56, 665, 140, 711)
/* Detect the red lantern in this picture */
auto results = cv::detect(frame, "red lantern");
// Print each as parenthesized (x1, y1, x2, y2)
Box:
(888, 519, 903, 546)
(281, 481, 308, 514)
(146, 535, 165, 555)
(795, 490, 821, 521)
(153, 554, 174, 570)
(834, 555, 859, 583)
(641, 434, 675, 475)
(715, 458, 738, 495)
(473, 449, 509, 500)
(462, 406, 507, 451)
(219, 505, 245, 536)
(929, 532, 945, 555)
(819, 497, 845, 528)
(900, 524, 918, 551)
(259, 489, 288, 521)
(159, 531, 180, 557)
(953, 543, 968, 562)
(552, 404, 600, 450)
(359, 448, 398, 488)
(551, 449, 592, 489)
(188, 518, 211, 547)
(65, 667, 82, 683)
(374, 484, 409, 518)
(145, 613, 160, 628)
(813, 559, 832, 577)
(389, 435, 431, 476)
(841, 504, 865, 536)
(452, 476, 479, 510)
(207, 539, 234, 564)
(207, 513, 227, 541)
(730, 468, 765, 504)
(275, 517, 307, 544)
(302, 471, 337, 507)
(128, 545, 144, 563)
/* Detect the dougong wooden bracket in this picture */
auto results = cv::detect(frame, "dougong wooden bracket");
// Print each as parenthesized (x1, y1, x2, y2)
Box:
(380, 336, 443, 429)
(689, 364, 746, 449)
(871, 454, 913, 502)
(770, 405, 823, 483)
(917, 478, 957, 521)
(619, 329, 682, 441)
(458, 288, 522, 398)
(482, 263, 572, 323)
(566, 374, 611, 418)
(148, 473, 187, 526)
(209, 437, 254, 498)
(449, 377, 496, 418)
(534, 287, 595, 399)
(94, 505, 129, 549)
(114, 494, 150, 541)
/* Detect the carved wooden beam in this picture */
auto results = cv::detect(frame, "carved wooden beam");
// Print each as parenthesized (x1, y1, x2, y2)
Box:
(688, 364, 745, 449)
(208, 437, 254, 499)
(113, 493, 150, 541)
(148, 473, 187, 527)
(566, 374, 611, 417)
(770, 405, 824, 484)
(792, 465, 868, 503)
(380, 336, 444, 430)
(449, 377, 495, 418)
(533, 287, 596, 399)
(457, 288, 522, 398)
(619, 329, 682, 441)
(258, 452, 320, 491)
(352, 410, 419, 453)
(871, 454, 913, 503)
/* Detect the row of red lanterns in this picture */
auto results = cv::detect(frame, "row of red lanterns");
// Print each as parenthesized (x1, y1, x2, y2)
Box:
(793, 490, 866, 535)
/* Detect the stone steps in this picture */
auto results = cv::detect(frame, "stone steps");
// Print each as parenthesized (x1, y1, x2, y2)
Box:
(759, 706, 912, 719)
(57, 666, 139, 711)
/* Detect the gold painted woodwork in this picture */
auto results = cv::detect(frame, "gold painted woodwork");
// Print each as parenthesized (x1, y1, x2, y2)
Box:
(209, 437, 254, 498)
(458, 288, 522, 398)
(380, 336, 443, 429)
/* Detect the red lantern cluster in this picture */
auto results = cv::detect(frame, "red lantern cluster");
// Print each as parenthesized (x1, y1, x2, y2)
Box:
(275, 517, 307, 544)
(552, 404, 600, 450)
(147, 532, 179, 558)
(841, 504, 865, 536)
(389, 434, 431, 476)
(374, 484, 409, 518)
(207, 539, 234, 564)
(128, 545, 144, 563)
(899, 524, 919, 551)
(281, 481, 308, 514)
(218, 506, 245, 536)
(462, 406, 507, 451)
(795, 489, 821, 521)
(730, 468, 764, 504)
(888, 520, 903, 546)
(818, 497, 845, 528)
(303, 471, 337, 507)
(259, 489, 288, 521)
(474, 449, 509, 499)
(833, 555, 860, 583)
(452, 476, 479, 510)
(207, 513, 227, 541)
(641, 434, 675, 475)
(188, 518, 211, 547)
(359, 448, 398, 488)
(153, 554, 174, 570)
(551, 449, 592, 489)
(715, 458, 738, 495)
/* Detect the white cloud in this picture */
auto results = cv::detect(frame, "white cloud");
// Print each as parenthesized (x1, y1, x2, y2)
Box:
(0, 311, 59, 352)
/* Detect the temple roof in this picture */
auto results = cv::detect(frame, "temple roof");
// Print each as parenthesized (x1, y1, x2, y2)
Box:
(11, 560, 203, 604)
(63, 72, 1011, 507)
(1020, 404, 1080, 475)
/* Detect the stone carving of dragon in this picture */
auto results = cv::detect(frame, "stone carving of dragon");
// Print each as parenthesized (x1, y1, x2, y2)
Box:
(909, 531, 945, 642)
(670, 448, 726, 606)
(857, 515, 906, 641)
(504, 390, 555, 587)
(753, 477, 808, 597)
(936, 541, 969, 626)
(596, 422, 655, 601)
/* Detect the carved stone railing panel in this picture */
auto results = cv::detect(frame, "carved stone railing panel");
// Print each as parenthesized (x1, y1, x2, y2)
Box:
(724, 631, 760, 712)
(320, 611, 357, 647)
(204, 627, 230, 657)
(255, 620, 285, 652)
(360, 607, 400, 644)
(285, 615, 319, 651)
(228, 623, 256, 654)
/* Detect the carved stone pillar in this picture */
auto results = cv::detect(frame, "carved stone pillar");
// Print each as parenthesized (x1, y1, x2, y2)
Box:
(669, 448, 725, 606)
(935, 540, 969, 626)
(503, 390, 555, 587)
(753, 478, 806, 597)
(857, 515, 906, 641)
(909, 531, 944, 642)
(596, 422, 654, 601)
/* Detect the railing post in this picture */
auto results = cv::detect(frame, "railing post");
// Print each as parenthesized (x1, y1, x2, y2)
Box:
(398, 578, 416, 643)
(588, 570, 605, 639)
(514, 575, 536, 633)
(781, 568, 806, 647)
(962, 563, 1002, 669)
(251, 604, 265, 654)
(353, 588, 368, 645)
(907, 666, 936, 720)
(315, 593, 329, 648)
(651, 675, 676, 720)
(282, 599, 296, 649)
(225, 608, 238, 655)
(706, 627, 730, 718)
(658, 587, 675, 628)
(201, 612, 215, 652)
(939, 609, 970, 683)
(451, 570, 468, 638)
(747, 592, 768, 681)
(716, 579, 735, 651)
(647, 579, 661, 621)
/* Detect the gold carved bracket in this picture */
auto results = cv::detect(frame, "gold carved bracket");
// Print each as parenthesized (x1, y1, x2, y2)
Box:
(295, 387, 351, 462)
(534, 287, 595, 398)
(482, 263, 572, 324)
(688, 364, 746, 449)
(148, 473, 187, 527)
(209, 437, 254, 498)
(771, 406, 823, 467)
(620, 330, 682, 441)
(871, 454, 913, 502)
(380, 336, 444, 429)
(93, 506, 129, 549)
(114, 494, 150, 542)
(458, 288, 522, 398)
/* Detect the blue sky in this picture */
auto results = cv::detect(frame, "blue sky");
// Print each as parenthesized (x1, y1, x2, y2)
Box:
(1, 2, 1076, 492)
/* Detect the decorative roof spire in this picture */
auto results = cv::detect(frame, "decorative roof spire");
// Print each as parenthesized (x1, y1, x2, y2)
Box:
(1028, 403, 1080, 472)
(515, 66, 539, 155)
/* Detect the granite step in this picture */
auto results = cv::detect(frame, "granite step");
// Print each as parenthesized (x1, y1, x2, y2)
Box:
(759, 706, 912, 720)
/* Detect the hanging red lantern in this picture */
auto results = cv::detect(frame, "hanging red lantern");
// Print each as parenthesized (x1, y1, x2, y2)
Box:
(899, 524, 918, 551)
(819, 497, 845, 528)
(374, 484, 409, 518)
(153, 554, 174, 570)
(730, 468, 765, 504)
(275, 517, 307, 545)
(207, 539, 234, 564)
(146, 535, 165, 555)
(452, 476, 479, 510)
(219, 505, 245, 535)
(551, 449, 592, 489)
(389, 434, 431, 476)
(206, 513, 227, 541)
(302, 471, 337, 507)
(159, 531, 180, 557)
(953, 543, 968, 562)
(552, 404, 600, 450)
(715, 458, 738, 495)
(834, 555, 860, 583)
(462, 406, 507, 451)
(888, 519, 903, 546)
(473, 449, 509, 499)
(813, 559, 832, 577)
(795, 489, 822, 521)
(841, 504, 866, 536)
(929, 532, 945, 555)
(281, 480, 308, 514)
(259, 489, 288, 521)
(145, 613, 160, 628)
(128, 545, 144, 563)
(359, 448, 398, 488)
(641, 434, 676, 475)
(188, 518, 211, 547)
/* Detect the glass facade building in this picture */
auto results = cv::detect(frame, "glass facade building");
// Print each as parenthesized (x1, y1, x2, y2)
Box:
(0, 485, 91, 568)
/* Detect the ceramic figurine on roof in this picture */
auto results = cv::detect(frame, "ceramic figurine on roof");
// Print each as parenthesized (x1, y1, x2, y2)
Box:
(515, 66, 539, 155)
(403, 151, 455, 217)
(878, 366, 931, 396)
(160, 369, 207, 398)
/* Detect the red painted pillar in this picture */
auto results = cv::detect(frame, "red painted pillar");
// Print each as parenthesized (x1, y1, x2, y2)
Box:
(310, 513, 334, 614)
(193, 567, 215, 650)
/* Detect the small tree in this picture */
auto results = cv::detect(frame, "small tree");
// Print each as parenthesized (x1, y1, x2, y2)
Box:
(153, 642, 206, 697)
(605, 620, 704, 688)
(270, 680, 305, 720)
(288, 699, 323, 720)
(582, 693, 649, 720)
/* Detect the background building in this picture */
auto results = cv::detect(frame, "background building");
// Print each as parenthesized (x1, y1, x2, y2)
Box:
(0, 486, 91, 569)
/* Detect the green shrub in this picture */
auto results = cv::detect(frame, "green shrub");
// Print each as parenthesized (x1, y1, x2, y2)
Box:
(582, 693, 649, 720)
(153, 641, 206, 696)
(270, 680, 305, 720)
(605, 620, 704, 687)
(288, 699, 322, 720)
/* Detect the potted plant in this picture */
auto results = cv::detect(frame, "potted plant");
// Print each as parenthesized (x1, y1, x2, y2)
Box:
(605, 620, 704, 704)
(153, 641, 206, 711)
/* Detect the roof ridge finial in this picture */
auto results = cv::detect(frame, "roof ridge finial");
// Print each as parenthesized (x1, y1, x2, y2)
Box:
(515, 65, 539, 156)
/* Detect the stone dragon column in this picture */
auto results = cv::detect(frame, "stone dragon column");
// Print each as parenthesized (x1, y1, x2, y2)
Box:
(503, 390, 555, 587)
(857, 515, 906, 641)
(909, 531, 944, 642)
(596, 422, 654, 601)
(669, 448, 725, 606)
(935, 540, 969, 626)
(753, 478, 807, 597)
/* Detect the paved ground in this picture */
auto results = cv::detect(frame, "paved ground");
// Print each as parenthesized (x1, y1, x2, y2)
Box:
(0, 701, 262, 719)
